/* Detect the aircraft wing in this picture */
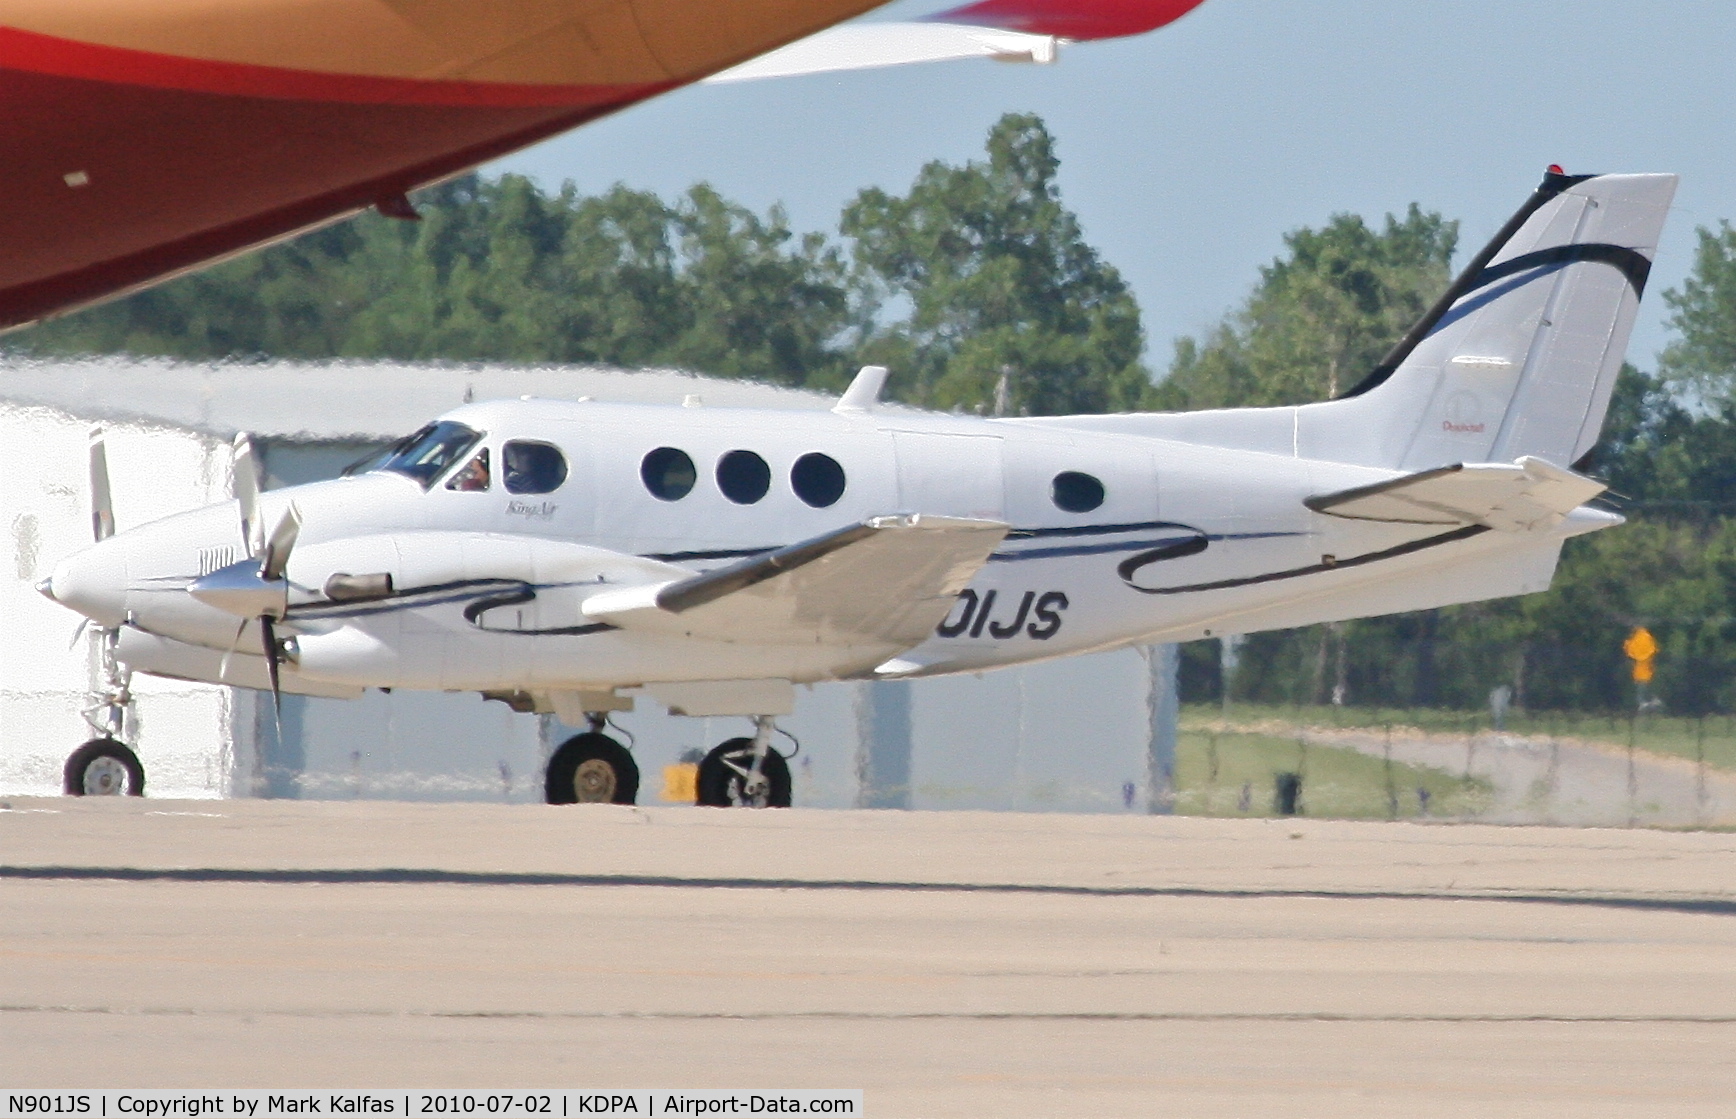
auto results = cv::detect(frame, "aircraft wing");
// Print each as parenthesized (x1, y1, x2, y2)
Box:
(582, 515, 1007, 647)
(706, 0, 1205, 83)
(1304, 457, 1607, 533)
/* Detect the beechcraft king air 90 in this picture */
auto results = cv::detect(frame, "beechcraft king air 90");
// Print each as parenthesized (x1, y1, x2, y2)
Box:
(41, 169, 1675, 805)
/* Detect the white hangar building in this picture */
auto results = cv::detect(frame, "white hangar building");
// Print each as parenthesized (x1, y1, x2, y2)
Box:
(1, 358, 1177, 811)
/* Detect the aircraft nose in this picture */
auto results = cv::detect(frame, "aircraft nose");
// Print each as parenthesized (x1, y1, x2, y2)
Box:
(48, 540, 129, 627)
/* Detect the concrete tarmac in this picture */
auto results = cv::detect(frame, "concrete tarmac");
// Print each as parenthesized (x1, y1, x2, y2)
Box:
(2, 797, 1734, 1117)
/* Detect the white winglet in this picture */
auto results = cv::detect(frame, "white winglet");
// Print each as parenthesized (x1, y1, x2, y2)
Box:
(704, 23, 1058, 84)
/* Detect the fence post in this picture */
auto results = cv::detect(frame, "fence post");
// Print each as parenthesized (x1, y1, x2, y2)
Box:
(1383, 723, 1397, 820)
(1696, 715, 1709, 826)
(1626, 711, 1638, 828)
(1146, 643, 1180, 815)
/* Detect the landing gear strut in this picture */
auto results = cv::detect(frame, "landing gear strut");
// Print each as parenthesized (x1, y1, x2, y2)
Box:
(65, 627, 144, 797)
(544, 713, 640, 805)
(697, 715, 791, 808)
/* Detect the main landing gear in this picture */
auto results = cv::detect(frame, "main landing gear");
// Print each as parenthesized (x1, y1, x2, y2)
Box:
(697, 715, 792, 808)
(543, 711, 793, 809)
(544, 714, 640, 805)
(64, 627, 144, 797)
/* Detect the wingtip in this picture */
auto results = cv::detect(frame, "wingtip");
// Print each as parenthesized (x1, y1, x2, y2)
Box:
(926, 0, 1207, 41)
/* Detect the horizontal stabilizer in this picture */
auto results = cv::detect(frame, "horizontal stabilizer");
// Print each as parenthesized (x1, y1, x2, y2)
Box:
(1305, 457, 1607, 533)
(583, 515, 1008, 647)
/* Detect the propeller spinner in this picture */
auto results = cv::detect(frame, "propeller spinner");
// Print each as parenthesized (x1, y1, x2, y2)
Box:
(186, 433, 302, 711)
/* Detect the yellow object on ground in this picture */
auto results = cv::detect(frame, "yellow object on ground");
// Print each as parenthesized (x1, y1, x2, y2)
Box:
(661, 763, 698, 803)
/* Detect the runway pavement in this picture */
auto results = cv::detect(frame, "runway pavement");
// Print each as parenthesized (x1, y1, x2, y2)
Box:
(2, 797, 1734, 1117)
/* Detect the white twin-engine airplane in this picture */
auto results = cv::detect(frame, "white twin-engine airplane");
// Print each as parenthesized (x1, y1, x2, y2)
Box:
(42, 168, 1675, 806)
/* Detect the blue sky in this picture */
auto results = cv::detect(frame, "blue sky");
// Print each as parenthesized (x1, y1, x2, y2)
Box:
(493, 0, 1734, 377)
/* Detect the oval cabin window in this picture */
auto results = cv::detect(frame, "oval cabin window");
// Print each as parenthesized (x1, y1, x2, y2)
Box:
(716, 449, 771, 505)
(641, 447, 697, 501)
(502, 441, 567, 495)
(790, 452, 847, 508)
(1051, 471, 1105, 513)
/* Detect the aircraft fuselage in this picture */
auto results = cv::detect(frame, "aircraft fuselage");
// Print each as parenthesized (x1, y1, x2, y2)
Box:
(46, 395, 1614, 699)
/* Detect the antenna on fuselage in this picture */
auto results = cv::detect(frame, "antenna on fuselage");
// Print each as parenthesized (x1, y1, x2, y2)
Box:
(834, 365, 889, 414)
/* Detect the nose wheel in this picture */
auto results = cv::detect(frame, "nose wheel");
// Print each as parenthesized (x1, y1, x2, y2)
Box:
(696, 716, 792, 808)
(64, 738, 145, 796)
(65, 626, 144, 796)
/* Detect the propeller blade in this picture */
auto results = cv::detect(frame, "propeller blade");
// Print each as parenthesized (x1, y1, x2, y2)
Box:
(218, 618, 250, 678)
(68, 618, 91, 650)
(260, 504, 302, 583)
(260, 615, 283, 717)
(88, 429, 114, 542)
(232, 433, 262, 557)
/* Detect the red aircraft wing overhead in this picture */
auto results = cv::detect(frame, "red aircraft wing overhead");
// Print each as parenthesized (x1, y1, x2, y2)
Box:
(0, 0, 1205, 332)
(0, 0, 886, 331)
(929, 0, 1207, 40)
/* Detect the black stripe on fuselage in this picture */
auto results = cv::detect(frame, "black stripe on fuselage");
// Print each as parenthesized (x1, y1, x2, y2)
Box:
(644, 546, 775, 562)
(998, 528, 1300, 563)
(288, 577, 622, 636)
(645, 521, 1252, 567)
(273, 517, 1298, 627)
(1122, 524, 1490, 595)
(288, 577, 528, 620)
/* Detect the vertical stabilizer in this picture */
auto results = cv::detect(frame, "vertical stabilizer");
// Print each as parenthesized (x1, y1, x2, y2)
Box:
(1296, 170, 1676, 470)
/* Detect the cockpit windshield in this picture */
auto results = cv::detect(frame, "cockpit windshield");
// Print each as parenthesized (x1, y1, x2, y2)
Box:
(363, 421, 483, 489)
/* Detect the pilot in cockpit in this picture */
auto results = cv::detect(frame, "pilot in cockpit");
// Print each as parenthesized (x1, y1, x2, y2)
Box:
(447, 447, 491, 492)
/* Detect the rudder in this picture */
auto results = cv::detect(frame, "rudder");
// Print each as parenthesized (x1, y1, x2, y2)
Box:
(1298, 169, 1677, 471)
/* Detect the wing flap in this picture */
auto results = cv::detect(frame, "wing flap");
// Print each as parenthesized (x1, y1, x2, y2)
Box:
(583, 515, 1008, 647)
(1305, 456, 1607, 533)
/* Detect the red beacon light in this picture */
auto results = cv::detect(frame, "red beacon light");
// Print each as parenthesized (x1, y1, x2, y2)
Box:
(1547, 164, 1566, 175)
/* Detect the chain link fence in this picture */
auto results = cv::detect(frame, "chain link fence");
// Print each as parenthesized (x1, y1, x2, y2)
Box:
(1176, 704, 1736, 827)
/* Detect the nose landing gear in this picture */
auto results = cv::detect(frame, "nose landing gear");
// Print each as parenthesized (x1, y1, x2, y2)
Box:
(64, 627, 144, 796)
(64, 738, 145, 796)
(697, 715, 792, 808)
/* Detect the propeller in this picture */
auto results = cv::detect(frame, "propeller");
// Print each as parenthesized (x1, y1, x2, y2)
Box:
(81, 430, 133, 741)
(232, 431, 263, 557)
(190, 433, 302, 715)
(76, 429, 115, 649)
(88, 428, 115, 542)
(67, 431, 107, 648)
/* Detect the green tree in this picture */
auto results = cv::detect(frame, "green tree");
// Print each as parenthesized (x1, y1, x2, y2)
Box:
(1659, 221, 1736, 402)
(842, 113, 1150, 415)
(665, 184, 851, 389)
(12, 175, 853, 387)
(1156, 206, 1457, 409)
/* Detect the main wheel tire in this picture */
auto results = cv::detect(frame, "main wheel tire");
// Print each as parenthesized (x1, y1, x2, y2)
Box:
(64, 738, 145, 797)
(696, 737, 792, 808)
(544, 732, 639, 805)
